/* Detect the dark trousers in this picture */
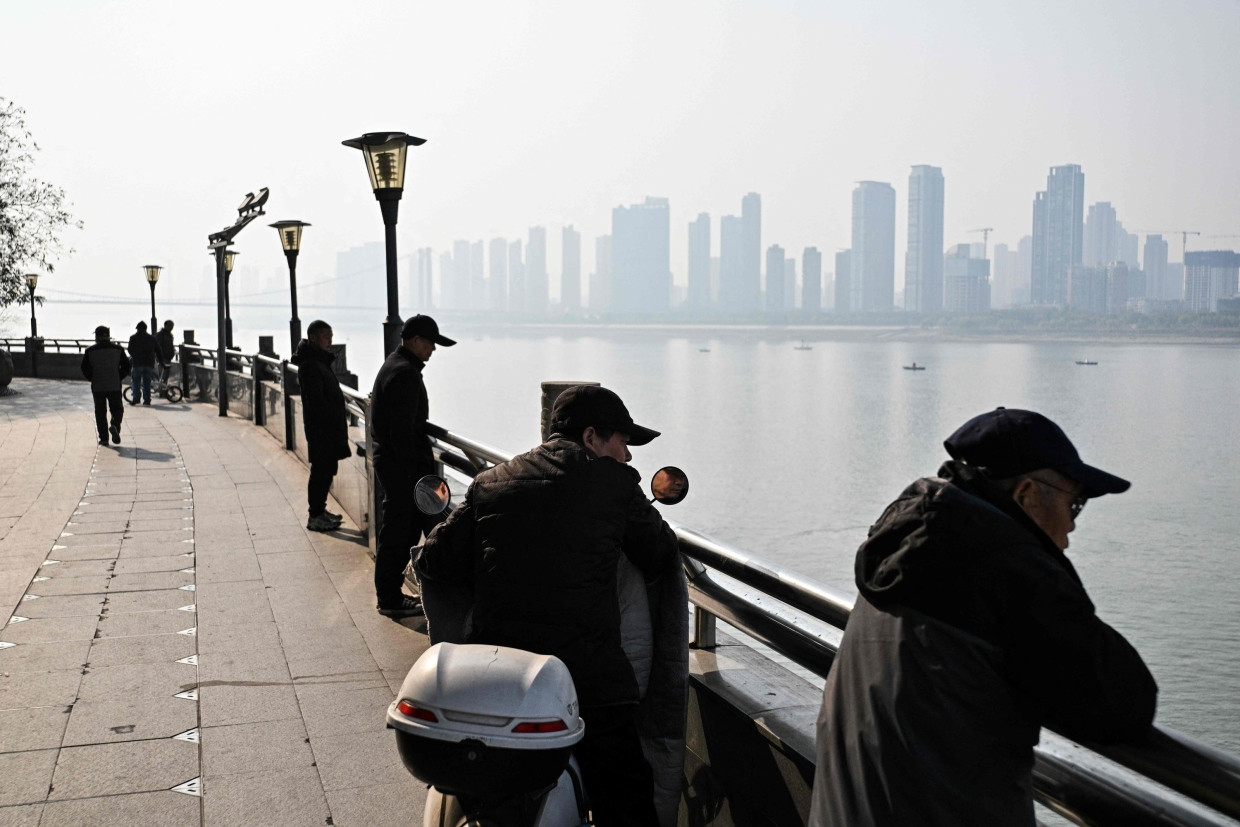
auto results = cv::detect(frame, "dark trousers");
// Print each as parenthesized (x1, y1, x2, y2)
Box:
(130, 365, 156, 403)
(576, 704, 659, 827)
(374, 461, 443, 606)
(92, 391, 123, 442)
(308, 459, 338, 517)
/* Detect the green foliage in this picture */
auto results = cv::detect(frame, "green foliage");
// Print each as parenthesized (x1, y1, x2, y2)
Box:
(0, 98, 81, 308)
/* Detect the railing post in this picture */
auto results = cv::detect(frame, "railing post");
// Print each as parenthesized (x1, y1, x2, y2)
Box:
(691, 607, 717, 649)
(282, 360, 296, 451)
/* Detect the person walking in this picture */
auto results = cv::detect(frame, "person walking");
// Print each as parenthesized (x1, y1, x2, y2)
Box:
(368, 315, 455, 618)
(126, 321, 158, 405)
(291, 320, 350, 533)
(155, 319, 176, 382)
(808, 407, 1157, 827)
(81, 325, 131, 445)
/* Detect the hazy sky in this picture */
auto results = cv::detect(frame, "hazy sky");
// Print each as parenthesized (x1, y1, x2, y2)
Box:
(4, 0, 1239, 309)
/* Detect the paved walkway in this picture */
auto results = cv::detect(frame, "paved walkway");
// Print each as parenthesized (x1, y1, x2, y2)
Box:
(0, 379, 430, 826)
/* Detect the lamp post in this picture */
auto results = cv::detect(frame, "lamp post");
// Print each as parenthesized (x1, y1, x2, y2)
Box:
(269, 220, 310, 352)
(208, 188, 268, 417)
(25, 273, 39, 338)
(341, 132, 427, 355)
(224, 251, 237, 348)
(143, 265, 162, 335)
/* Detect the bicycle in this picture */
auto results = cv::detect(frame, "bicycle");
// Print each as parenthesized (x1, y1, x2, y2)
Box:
(123, 369, 183, 404)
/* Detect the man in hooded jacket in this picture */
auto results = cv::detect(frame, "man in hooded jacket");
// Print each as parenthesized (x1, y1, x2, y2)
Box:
(291, 320, 351, 532)
(809, 407, 1157, 827)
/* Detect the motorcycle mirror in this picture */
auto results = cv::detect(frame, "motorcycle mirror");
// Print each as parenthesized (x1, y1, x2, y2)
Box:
(414, 474, 453, 515)
(650, 466, 689, 505)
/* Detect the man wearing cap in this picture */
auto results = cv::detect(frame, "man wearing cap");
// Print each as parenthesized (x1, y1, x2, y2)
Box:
(416, 384, 680, 827)
(809, 407, 1157, 827)
(127, 321, 159, 405)
(368, 315, 456, 618)
(80, 325, 131, 446)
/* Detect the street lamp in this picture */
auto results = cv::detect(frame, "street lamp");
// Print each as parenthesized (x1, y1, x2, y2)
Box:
(144, 265, 162, 335)
(207, 187, 267, 417)
(25, 273, 39, 338)
(224, 251, 237, 348)
(341, 131, 427, 355)
(269, 220, 310, 351)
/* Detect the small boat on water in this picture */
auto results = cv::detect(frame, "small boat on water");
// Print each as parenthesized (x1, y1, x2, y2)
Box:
(1075, 360, 1099, 366)
(903, 362, 926, 371)
(794, 339, 812, 351)
(698, 348, 711, 353)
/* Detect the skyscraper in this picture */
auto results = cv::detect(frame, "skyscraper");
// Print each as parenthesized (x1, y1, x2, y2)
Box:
(851, 181, 897, 311)
(590, 235, 612, 312)
(765, 245, 785, 312)
(507, 240, 524, 314)
(1031, 164, 1084, 305)
(802, 247, 822, 313)
(834, 250, 852, 313)
(991, 243, 1011, 309)
(489, 238, 508, 311)
(611, 197, 671, 314)
(526, 227, 548, 313)
(1184, 251, 1240, 312)
(905, 165, 945, 313)
(1143, 235, 1170, 300)
(1084, 202, 1118, 267)
(561, 226, 581, 311)
(688, 213, 711, 310)
(742, 193, 762, 310)
(718, 215, 747, 313)
(943, 244, 990, 313)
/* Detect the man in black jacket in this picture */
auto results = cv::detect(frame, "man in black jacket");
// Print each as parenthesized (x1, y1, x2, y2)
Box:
(291, 320, 350, 533)
(809, 408, 1157, 827)
(81, 325, 131, 446)
(368, 315, 455, 618)
(127, 321, 158, 405)
(155, 319, 176, 381)
(417, 385, 680, 827)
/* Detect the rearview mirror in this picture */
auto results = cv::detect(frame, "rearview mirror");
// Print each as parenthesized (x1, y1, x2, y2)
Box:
(414, 475, 453, 515)
(650, 466, 689, 505)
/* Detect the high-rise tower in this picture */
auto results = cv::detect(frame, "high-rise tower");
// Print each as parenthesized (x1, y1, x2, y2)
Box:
(851, 182, 897, 311)
(905, 165, 945, 313)
(1031, 164, 1084, 305)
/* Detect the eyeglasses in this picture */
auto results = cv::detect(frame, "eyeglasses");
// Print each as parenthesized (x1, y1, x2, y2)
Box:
(1034, 477, 1087, 519)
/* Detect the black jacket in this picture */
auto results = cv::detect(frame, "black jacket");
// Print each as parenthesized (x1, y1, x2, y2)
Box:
(369, 345, 433, 472)
(155, 329, 175, 365)
(415, 438, 680, 709)
(810, 461, 1157, 826)
(127, 331, 158, 368)
(81, 342, 131, 392)
(291, 340, 351, 464)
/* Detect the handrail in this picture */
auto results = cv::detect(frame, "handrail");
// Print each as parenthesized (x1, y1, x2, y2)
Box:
(2, 337, 106, 353)
(159, 340, 1240, 826)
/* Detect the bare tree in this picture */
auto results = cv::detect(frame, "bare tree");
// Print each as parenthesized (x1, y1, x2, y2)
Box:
(0, 98, 81, 308)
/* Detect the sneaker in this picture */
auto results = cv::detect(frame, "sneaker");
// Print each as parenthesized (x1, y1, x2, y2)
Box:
(306, 513, 338, 532)
(99, 437, 109, 446)
(377, 596, 423, 618)
(142, 400, 151, 406)
(109, 424, 121, 444)
(324, 510, 344, 524)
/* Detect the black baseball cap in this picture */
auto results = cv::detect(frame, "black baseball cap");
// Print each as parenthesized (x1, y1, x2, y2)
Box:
(551, 385, 660, 446)
(95, 325, 110, 338)
(944, 407, 1130, 497)
(400, 315, 455, 346)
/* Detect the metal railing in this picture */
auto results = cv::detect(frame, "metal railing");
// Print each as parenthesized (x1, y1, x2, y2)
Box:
(2, 337, 103, 352)
(161, 341, 1240, 827)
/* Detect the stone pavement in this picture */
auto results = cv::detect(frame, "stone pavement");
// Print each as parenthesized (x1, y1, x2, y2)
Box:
(0, 379, 431, 826)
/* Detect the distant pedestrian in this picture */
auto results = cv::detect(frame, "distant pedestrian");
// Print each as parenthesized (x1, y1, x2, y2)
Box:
(127, 321, 158, 405)
(155, 319, 176, 382)
(81, 325, 130, 445)
(291, 320, 350, 533)
(368, 314, 455, 618)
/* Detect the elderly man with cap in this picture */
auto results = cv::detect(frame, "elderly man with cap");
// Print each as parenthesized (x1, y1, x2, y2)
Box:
(368, 315, 456, 618)
(808, 407, 1157, 827)
(81, 325, 131, 446)
(416, 384, 680, 827)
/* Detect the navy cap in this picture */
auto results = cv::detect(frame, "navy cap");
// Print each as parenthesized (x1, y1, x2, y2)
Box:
(944, 407, 1130, 497)
(400, 315, 455, 347)
(551, 385, 660, 446)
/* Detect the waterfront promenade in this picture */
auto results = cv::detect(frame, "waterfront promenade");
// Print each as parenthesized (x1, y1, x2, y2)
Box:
(0, 379, 429, 825)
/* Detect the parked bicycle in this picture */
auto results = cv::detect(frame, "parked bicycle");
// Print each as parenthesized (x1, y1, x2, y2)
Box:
(123, 371, 183, 403)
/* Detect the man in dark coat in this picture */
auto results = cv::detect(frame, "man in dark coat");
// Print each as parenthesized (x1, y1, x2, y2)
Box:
(155, 319, 176, 381)
(291, 320, 351, 532)
(81, 325, 131, 446)
(809, 408, 1157, 827)
(417, 385, 680, 827)
(127, 321, 158, 405)
(368, 315, 455, 618)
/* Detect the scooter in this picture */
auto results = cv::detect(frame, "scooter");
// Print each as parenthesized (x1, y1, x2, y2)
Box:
(386, 467, 690, 827)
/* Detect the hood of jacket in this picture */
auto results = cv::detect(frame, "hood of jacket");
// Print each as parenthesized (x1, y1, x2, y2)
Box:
(291, 339, 335, 368)
(856, 460, 1076, 606)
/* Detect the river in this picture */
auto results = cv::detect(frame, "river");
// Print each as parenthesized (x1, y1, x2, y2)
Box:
(25, 300, 1240, 754)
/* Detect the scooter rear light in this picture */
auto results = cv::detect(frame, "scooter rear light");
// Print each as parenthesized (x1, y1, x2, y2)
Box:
(397, 700, 438, 723)
(511, 719, 569, 733)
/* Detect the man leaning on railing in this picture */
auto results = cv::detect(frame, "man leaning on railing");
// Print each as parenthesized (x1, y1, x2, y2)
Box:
(809, 408, 1157, 827)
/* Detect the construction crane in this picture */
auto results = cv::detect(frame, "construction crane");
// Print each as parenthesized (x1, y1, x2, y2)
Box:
(1137, 230, 1200, 264)
(968, 228, 994, 260)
